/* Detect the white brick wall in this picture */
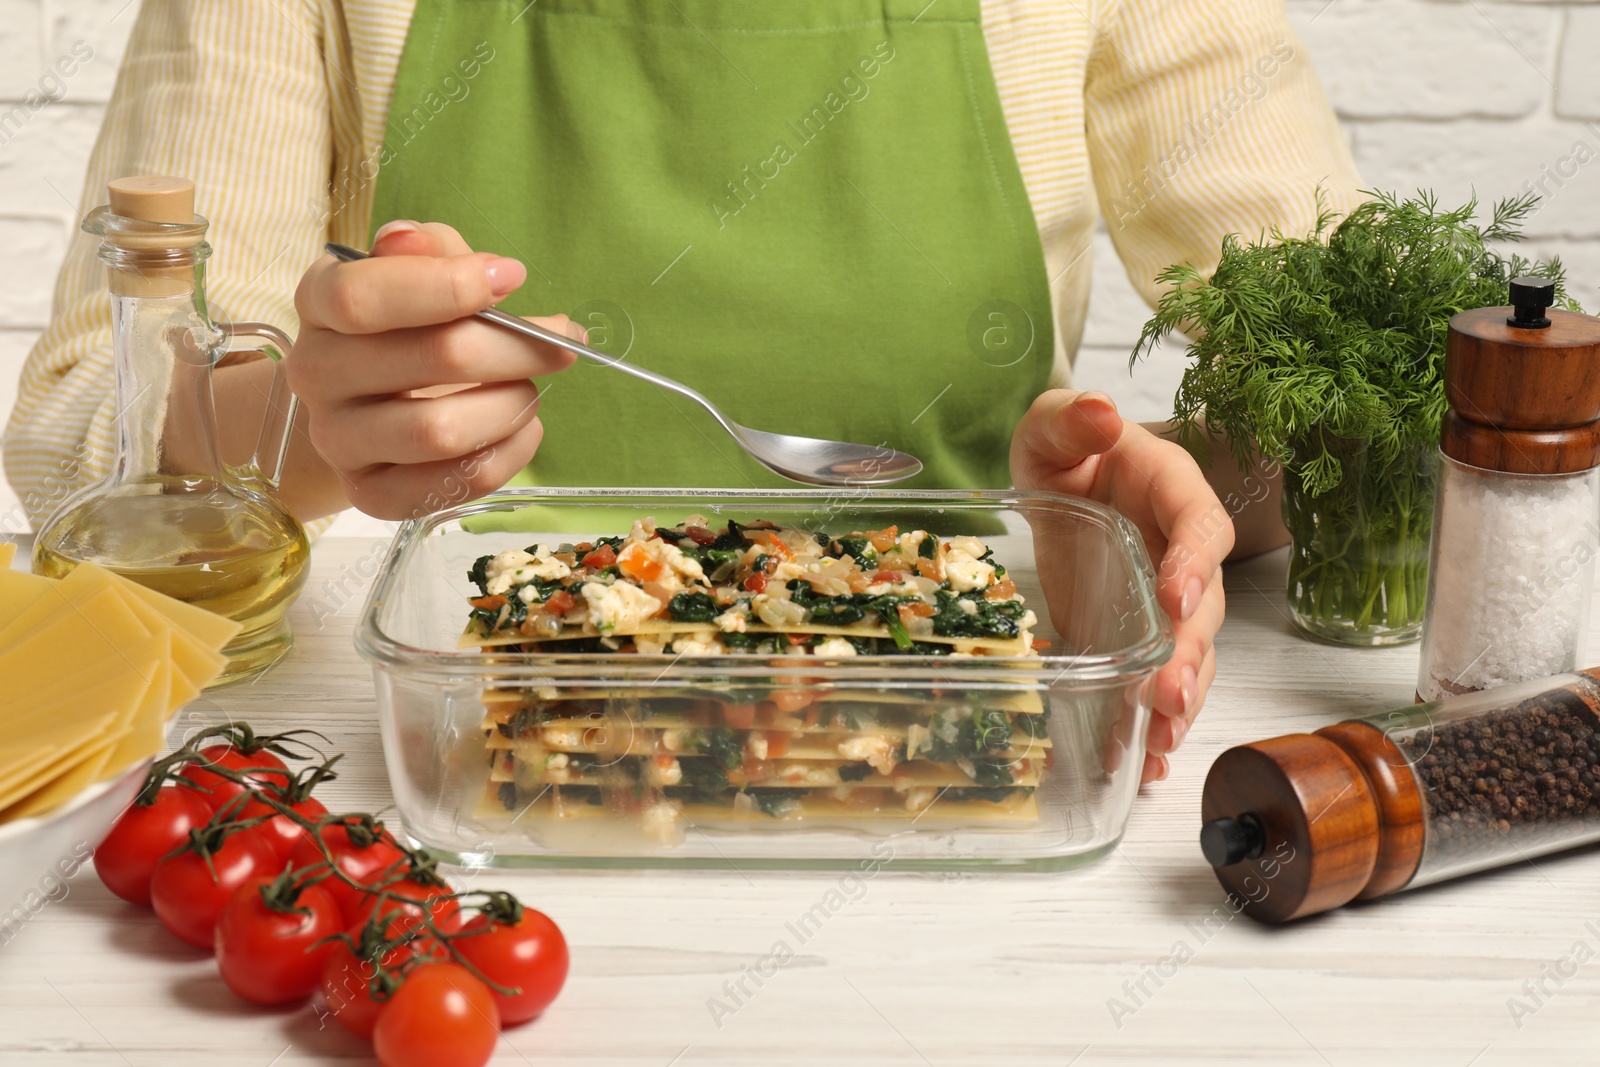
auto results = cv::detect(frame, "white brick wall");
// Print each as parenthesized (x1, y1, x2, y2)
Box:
(1080, 0, 1600, 429)
(2, 0, 1598, 537)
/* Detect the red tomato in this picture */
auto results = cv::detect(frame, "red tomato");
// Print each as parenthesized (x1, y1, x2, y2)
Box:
(722, 703, 757, 730)
(580, 544, 616, 569)
(320, 939, 422, 1039)
(180, 744, 290, 811)
(288, 821, 408, 922)
(240, 793, 329, 862)
(683, 525, 716, 546)
(451, 908, 569, 1025)
(350, 880, 461, 940)
(984, 578, 1018, 601)
(742, 572, 767, 593)
(215, 878, 343, 1004)
(544, 589, 576, 615)
(150, 828, 281, 948)
(95, 786, 215, 906)
(372, 963, 500, 1067)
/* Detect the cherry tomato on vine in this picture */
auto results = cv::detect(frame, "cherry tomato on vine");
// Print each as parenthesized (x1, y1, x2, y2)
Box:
(372, 963, 500, 1067)
(320, 936, 441, 1039)
(241, 792, 328, 862)
(215, 877, 343, 1004)
(287, 819, 408, 922)
(94, 786, 215, 906)
(320, 947, 385, 1038)
(150, 826, 280, 948)
(451, 907, 569, 1025)
(180, 744, 290, 811)
(351, 880, 460, 940)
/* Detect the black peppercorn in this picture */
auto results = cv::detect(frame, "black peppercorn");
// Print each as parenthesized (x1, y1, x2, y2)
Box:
(1395, 682, 1600, 867)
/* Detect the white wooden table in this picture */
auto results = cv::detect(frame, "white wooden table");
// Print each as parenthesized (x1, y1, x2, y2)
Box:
(4, 537, 1599, 1066)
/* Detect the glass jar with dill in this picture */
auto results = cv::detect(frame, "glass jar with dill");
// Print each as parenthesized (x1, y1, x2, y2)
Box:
(1134, 191, 1579, 646)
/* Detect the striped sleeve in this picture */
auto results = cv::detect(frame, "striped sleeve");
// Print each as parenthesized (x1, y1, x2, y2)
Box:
(1, 0, 348, 529)
(1083, 0, 1365, 305)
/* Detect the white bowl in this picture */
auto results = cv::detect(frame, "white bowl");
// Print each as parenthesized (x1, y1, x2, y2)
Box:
(0, 761, 148, 930)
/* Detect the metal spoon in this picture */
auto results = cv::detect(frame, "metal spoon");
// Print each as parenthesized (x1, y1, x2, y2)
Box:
(324, 243, 922, 486)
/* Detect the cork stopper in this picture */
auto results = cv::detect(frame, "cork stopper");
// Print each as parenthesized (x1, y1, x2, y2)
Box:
(107, 176, 196, 225)
(96, 176, 205, 297)
(1442, 282, 1600, 474)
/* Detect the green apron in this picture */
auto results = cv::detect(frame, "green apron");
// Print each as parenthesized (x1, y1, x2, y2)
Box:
(371, 0, 1051, 493)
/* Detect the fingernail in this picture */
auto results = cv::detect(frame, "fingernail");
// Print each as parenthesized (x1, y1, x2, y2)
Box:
(1181, 664, 1198, 717)
(1169, 714, 1190, 749)
(373, 219, 419, 242)
(485, 256, 526, 297)
(1076, 390, 1116, 412)
(559, 314, 589, 345)
(1180, 576, 1204, 621)
(1157, 754, 1171, 781)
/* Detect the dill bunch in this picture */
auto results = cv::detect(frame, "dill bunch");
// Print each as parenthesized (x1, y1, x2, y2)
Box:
(1133, 189, 1576, 492)
(1132, 190, 1579, 642)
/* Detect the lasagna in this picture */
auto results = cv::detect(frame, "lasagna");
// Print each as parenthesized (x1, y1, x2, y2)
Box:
(462, 517, 1051, 837)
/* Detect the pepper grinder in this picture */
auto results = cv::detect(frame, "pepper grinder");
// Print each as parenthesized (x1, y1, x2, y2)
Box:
(1201, 670, 1600, 922)
(1415, 278, 1600, 702)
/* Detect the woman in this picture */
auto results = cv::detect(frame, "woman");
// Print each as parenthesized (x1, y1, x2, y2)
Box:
(3, 0, 1363, 783)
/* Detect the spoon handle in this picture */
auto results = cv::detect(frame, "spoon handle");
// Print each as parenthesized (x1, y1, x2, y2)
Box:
(322, 243, 729, 428)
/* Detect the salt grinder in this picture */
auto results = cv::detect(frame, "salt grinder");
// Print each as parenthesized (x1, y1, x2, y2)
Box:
(1201, 670, 1600, 922)
(1416, 279, 1600, 701)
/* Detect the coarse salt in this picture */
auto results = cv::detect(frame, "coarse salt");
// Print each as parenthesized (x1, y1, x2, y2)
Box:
(1420, 464, 1599, 699)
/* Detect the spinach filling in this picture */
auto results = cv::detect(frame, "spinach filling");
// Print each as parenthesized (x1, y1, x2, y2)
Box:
(468, 556, 492, 596)
(747, 788, 799, 817)
(692, 547, 744, 579)
(667, 591, 719, 623)
(831, 536, 878, 569)
(915, 707, 1025, 761)
(929, 588, 1025, 640)
(784, 580, 918, 650)
(720, 632, 782, 654)
(964, 708, 1013, 753)
(784, 577, 1025, 648)
(694, 727, 744, 771)
(969, 758, 1015, 787)
(1017, 709, 1052, 738)
(671, 757, 731, 803)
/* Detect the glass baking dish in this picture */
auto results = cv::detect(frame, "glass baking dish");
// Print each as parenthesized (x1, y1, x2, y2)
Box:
(355, 489, 1172, 871)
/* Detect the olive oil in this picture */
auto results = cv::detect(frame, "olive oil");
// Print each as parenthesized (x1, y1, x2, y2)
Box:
(31, 177, 312, 688)
(34, 482, 310, 686)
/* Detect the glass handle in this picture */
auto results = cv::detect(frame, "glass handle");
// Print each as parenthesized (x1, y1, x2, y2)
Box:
(216, 321, 298, 489)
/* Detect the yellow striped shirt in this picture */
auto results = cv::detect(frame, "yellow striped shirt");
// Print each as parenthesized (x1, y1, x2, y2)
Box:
(2, 0, 1361, 526)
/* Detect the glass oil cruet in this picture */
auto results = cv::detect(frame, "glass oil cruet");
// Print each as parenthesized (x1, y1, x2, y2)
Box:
(32, 176, 310, 686)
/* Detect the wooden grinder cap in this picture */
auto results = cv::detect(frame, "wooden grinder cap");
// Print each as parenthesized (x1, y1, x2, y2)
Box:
(107, 176, 195, 224)
(1442, 278, 1600, 474)
(1200, 734, 1380, 923)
